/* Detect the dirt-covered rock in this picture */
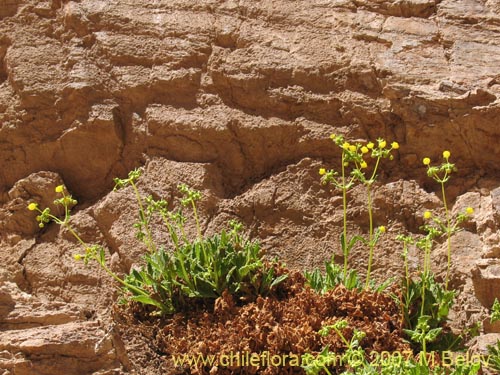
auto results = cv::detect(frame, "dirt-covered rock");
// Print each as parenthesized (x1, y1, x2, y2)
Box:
(1, 0, 499, 373)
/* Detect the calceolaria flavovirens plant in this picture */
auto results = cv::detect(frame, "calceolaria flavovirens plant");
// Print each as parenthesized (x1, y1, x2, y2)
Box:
(29, 170, 288, 315)
(27, 135, 489, 375)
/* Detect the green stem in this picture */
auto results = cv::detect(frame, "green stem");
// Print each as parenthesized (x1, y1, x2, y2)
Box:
(364, 155, 381, 290)
(402, 241, 411, 328)
(369, 156, 382, 182)
(131, 181, 155, 253)
(191, 201, 202, 242)
(365, 186, 374, 290)
(160, 213, 180, 252)
(441, 181, 451, 290)
(421, 339, 428, 367)
(341, 152, 348, 281)
(403, 243, 410, 304)
(334, 327, 350, 347)
(54, 214, 138, 295)
(421, 245, 431, 318)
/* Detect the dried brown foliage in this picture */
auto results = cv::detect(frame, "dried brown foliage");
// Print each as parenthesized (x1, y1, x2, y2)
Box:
(115, 270, 410, 374)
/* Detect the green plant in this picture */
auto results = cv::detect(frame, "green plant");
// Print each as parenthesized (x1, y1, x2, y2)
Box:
(398, 252, 463, 355)
(305, 259, 362, 292)
(28, 183, 168, 312)
(491, 298, 500, 324)
(318, 135, 397, 289)
(28, 170, 287, 315)
(303, 320, 368, 375)
(305, 260, 393, 293)
(487, 340, 500, 372)
(123, 229, 287, 313)
(422, 151, 474, 291)
(394, 151, 474, 355)
(349, 139, 398, 290)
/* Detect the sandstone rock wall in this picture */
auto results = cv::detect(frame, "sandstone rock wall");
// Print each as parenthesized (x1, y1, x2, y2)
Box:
(1, 0, 499, 373)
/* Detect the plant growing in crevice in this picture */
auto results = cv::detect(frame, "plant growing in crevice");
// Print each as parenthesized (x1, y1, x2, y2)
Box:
(311, 135, 398, 291)
(422, 151, 473, 291)
(28, 184, 167, 312)
(392, 151, 475, 355)
(28, 169, 288, 315)
(490, 298, 500, 324)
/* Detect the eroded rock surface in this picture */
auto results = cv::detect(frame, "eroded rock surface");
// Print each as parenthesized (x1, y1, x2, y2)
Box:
(1, 0, 500, 373)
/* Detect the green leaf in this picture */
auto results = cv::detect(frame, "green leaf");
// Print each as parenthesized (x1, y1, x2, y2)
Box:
(129, 294, 164, 309)
(98, 247, 106, 266)
(269, 274, 288, 289)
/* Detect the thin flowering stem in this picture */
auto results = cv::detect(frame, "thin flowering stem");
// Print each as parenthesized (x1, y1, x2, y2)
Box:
(191, 200, 203, 243)
(130, 180, 156, 253)
(364, 187, 374, 290)
(441, 180, 452, 290)
(423, 151, 454, 290)
(364, 153, 381, 290)
(341, 150, 349, 280)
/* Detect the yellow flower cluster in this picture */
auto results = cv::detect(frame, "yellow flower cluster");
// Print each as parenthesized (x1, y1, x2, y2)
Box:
(423, 151, 451, 166)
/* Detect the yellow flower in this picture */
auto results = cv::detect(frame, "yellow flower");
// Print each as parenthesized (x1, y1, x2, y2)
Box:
(367, 142, 374, 149)
(379, 226, 386, 233)
(330, 134, 336, 140)
(391, 141, 399, 150)
(443, 150, 451, 159)
(55, 185, 64, 193)
(319, 168, 326, 176)
(424, 211, 432, 220)
(423, 157, 431, 166)
(28, 203, 38, 211)
(342, 142, 350, 150)
(379, 140, 387, 149)
(349, 145, 356, 152)
(73, 254, 82, 261)
(361, 146, 369, 154)
(466, 207, 474, 215)
(360, 161, 368, 169)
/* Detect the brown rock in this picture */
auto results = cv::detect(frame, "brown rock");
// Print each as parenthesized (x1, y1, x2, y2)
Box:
(483, 318, 500, 334)
(0, 321, 120, 374)
(472, 259, 500, 309)
(0, 281, 84, 330)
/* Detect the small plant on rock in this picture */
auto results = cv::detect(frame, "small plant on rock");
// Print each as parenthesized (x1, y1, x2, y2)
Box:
(28, 169, 287, 316)
(308, 135, 398, 291)
(396, 151, 474, 357)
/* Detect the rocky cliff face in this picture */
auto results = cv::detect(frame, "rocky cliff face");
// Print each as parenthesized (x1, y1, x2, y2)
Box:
(1, 0, 500, 373)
